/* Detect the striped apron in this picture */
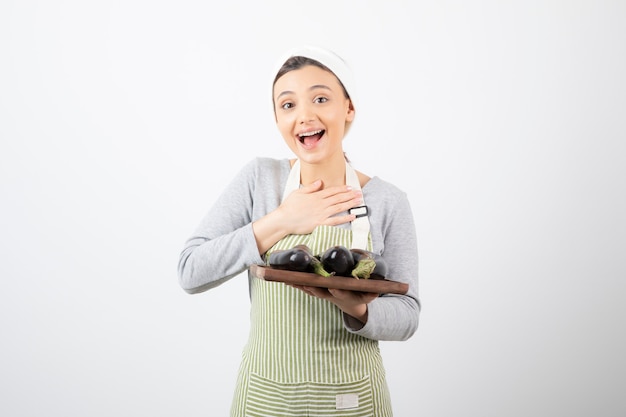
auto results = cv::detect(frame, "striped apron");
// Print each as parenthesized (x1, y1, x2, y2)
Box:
(230, 161, 393, 416)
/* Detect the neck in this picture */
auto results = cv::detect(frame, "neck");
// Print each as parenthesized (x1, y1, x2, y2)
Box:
(299, 155, 347, 188)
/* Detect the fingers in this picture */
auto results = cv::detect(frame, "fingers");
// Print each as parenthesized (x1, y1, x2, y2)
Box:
(328, 288, 377, 302)
(322, 188, 363, 226)
(280, 181, 363, 234)
(304, 286, 331, 298)
(293, 285, 377, 304)
(288, 285, 331, 299)
(324, 213, 358, 227)
(323, 186, 362, 205)
(316, 186, 363, 215)
(300, 179, 323, 193)
(297, 179, 363, 207)
(301, 181, 361, 204)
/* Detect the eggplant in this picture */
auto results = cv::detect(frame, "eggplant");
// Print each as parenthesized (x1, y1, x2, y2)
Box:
(268, 244, 331, 277)
(321, 245, 355, 277)
(267, 245, 313, 272)
(350, 249, 388, 279)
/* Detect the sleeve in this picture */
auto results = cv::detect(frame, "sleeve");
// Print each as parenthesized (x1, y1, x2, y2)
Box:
(177, 159, 266, 294)
(343, 190, 421, 341)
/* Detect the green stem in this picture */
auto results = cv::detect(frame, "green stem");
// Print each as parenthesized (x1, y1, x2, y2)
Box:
(310, 258, 332, 277)
(351, 258, 376, 279)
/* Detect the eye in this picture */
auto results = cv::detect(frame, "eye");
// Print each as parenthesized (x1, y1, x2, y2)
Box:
(281, 102, 294, 110)
(314, 96, 328, 104)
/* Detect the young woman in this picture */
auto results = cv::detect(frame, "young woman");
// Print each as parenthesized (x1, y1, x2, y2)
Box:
(178, 46, 420, 416)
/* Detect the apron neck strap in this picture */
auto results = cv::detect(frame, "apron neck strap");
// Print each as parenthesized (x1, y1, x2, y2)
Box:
(282, 159, 370, 250)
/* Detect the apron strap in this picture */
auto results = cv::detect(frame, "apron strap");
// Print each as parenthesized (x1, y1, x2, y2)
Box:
(345, 163, 370, 250)
(281, 159, 370, 250)
(281, 159, 302, 204)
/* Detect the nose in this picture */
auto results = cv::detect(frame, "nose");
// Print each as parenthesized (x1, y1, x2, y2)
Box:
(297, 102, 315, 124)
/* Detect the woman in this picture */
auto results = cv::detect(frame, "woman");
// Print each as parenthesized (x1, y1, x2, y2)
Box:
(178, 46, 420, 416)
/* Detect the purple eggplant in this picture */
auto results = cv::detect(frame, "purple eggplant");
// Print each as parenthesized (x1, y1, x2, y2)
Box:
(268, 245, 313, 272)
(268, 244, 331, 277)
(321, 245, 355, 277)
(350, 249, 388, 279)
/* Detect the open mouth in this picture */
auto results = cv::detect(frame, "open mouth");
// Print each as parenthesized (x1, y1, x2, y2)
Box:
(298, 129, 325, 148)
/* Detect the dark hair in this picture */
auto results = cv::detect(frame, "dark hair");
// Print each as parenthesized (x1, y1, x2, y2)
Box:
(273, 56, 350, 100)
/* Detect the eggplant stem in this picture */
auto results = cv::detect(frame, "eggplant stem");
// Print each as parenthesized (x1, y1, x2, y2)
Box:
(310, 258, 332, 277)
(351, 258, 376, 279)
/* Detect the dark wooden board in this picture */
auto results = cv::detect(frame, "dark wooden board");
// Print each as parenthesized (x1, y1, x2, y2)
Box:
(250, 264, 409, 295)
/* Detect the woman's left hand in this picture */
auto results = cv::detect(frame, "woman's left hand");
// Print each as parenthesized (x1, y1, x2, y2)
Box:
(288, 285, 378, 324)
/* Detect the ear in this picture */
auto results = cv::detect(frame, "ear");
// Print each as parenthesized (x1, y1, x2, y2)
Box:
(346, 99, 355, 122)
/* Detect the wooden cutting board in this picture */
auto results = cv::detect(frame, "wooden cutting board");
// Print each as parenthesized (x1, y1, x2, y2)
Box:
(250, 264, 409, 295)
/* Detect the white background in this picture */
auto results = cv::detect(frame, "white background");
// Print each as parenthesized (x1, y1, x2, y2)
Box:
(1, 1, 625, 416)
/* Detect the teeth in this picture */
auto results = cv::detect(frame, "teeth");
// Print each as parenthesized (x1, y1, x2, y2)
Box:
(298, 130, 322, 137)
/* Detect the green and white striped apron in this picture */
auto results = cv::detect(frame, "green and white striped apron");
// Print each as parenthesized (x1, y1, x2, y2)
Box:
(230, 161, 393, 417)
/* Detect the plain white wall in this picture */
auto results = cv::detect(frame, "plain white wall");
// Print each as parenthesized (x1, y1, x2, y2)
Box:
(1, 1, 625, 416)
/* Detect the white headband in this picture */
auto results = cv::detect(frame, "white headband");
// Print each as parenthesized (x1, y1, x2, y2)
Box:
(273, 45, 357, 110)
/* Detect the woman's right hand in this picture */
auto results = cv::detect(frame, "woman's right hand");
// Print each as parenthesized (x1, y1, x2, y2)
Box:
(252, 180, 363, 255)
(278, 180, 363, 235)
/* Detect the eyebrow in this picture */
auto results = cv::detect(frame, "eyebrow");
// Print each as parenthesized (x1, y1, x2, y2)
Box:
(276, 84, 332, 100)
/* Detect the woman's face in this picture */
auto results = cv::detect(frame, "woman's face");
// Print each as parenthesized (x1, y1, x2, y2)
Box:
(273, 65, 354, 165)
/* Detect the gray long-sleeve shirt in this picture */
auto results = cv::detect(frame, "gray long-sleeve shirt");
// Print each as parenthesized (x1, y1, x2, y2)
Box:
(178, 157, 420, 341)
